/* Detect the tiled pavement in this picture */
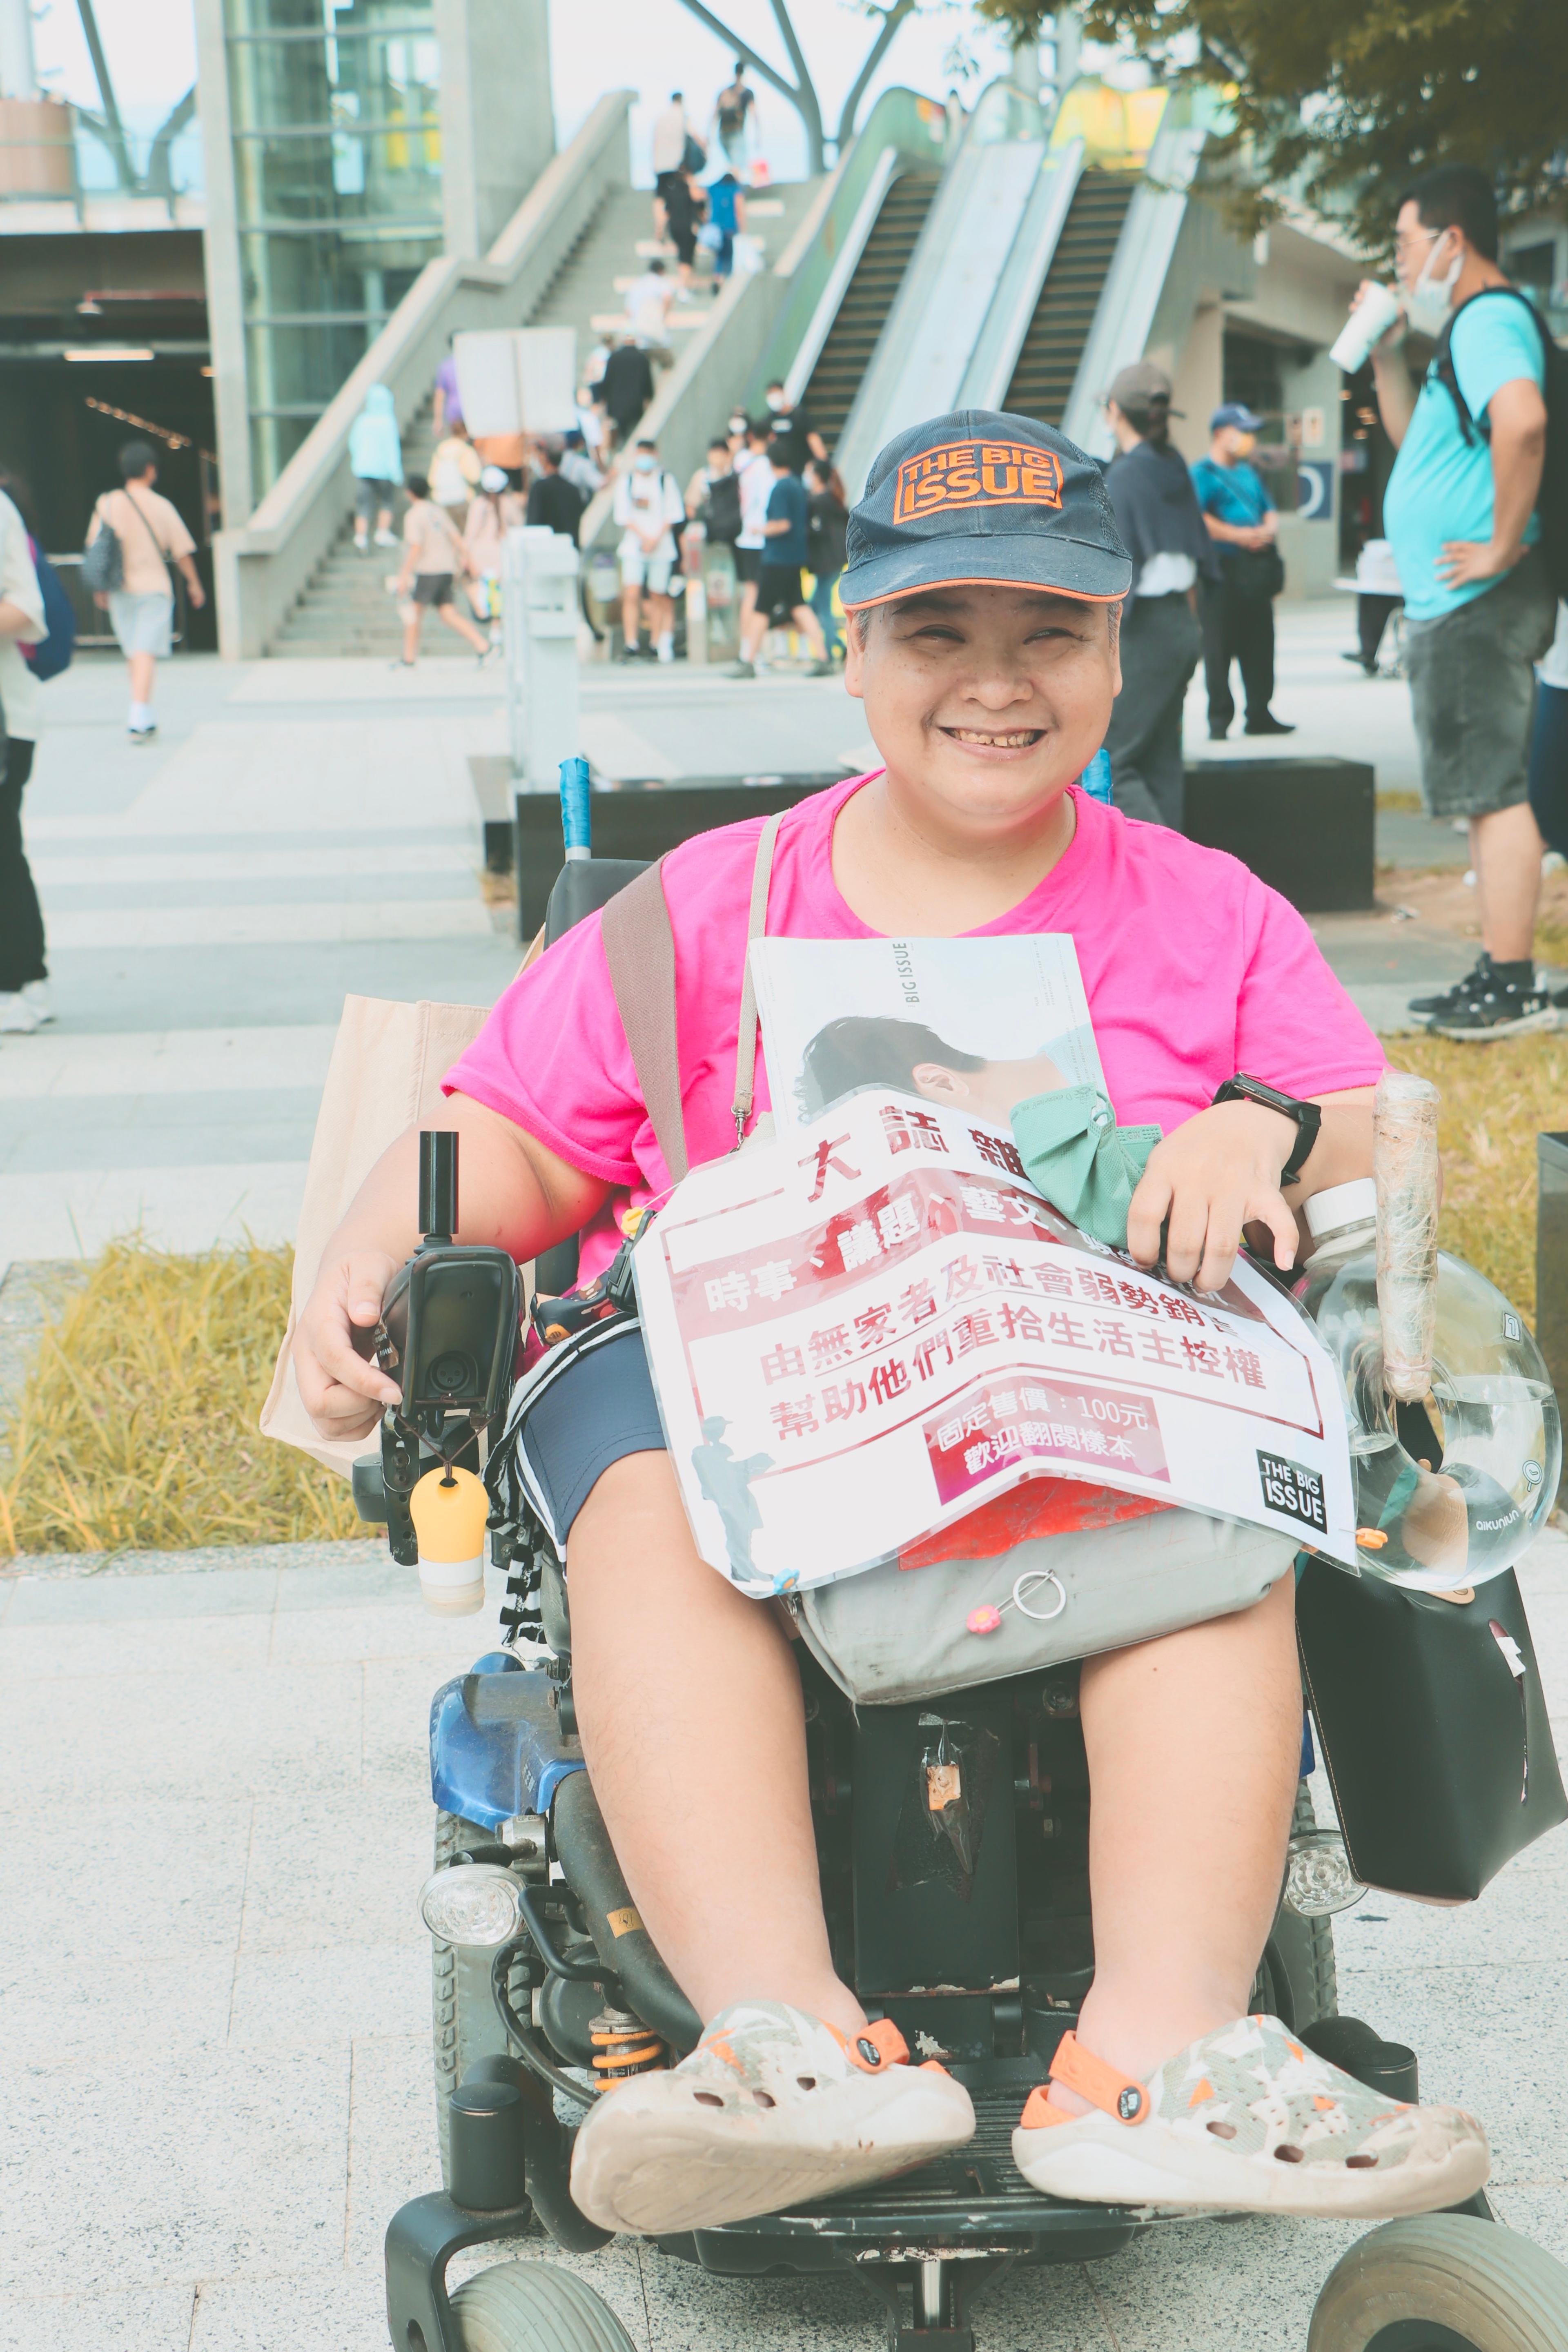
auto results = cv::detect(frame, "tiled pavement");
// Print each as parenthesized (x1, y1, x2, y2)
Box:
(2, 1532, 1567, 2351)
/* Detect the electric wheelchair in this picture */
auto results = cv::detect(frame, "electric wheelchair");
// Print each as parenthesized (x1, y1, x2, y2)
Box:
(364, 852, 1568, 2352)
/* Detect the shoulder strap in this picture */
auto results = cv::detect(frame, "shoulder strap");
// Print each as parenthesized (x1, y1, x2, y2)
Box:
(122, 488, 172, 570)
(601, 863, 689, 1184)
(1434, 287, 1548, 446)
(731, 808, 784, 1146)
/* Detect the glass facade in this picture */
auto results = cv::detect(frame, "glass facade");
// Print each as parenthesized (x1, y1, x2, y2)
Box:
(225, 0, 444, 491)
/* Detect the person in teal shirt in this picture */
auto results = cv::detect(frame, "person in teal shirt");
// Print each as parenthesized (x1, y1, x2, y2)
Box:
(1363, 162, 1555, 1038)
(1192, 404, 1294, 740)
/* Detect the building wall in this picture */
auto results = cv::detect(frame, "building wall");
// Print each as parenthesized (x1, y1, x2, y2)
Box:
(436, 0, 554, 259)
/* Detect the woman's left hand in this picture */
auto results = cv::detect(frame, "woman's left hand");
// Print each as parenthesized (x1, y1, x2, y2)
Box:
(1126, 1101, 1300, 1292)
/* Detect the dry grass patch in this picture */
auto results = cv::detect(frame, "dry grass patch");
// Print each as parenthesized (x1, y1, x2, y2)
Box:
(0, 1238, 359, 1558)
(1386, 1033, 1568, 1322)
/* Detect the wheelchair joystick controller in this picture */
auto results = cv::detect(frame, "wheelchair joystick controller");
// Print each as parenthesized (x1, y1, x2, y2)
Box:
(352, 1129, 523, 1606)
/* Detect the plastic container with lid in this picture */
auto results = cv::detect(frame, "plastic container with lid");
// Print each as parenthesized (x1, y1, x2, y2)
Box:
(1296, 1174, 1560, 1591)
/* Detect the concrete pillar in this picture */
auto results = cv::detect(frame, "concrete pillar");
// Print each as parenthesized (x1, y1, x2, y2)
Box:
(192, 0, 254, 530)
(0, 0, 38, 98)
(436, 0, 555, 259)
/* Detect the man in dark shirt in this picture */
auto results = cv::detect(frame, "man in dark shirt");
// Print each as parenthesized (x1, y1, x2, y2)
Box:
(724, 439, 834, 677)
(525, 442, 587, 543)
(601, 337, 655, 452)
(763, 381, 826, 475)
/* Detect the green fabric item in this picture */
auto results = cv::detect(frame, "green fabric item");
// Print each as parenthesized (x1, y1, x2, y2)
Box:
(1010, 1085, 1162, 1250)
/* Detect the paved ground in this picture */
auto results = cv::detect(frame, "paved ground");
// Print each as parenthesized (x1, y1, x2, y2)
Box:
(2, 1530, 1567, 2351)
(0, 602, 1490, 1274)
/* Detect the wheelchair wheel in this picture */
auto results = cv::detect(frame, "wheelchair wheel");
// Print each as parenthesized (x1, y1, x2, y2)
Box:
(450, 2258, 637, 2352)
(1259, 1785, 1340, 2034)
(433, 1809, 528, 2187)
(1307, 2216, 1568, 2351)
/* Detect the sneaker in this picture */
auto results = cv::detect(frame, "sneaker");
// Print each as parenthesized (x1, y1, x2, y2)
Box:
(0, 991, 40, 1034)
(1012, 2016, 1488, 2219)
(128, 724, 157, 744)
(569, 2001, 975, 2236)
(1244, 713, 1296, 735)
(1428, 977, 1558, 1040)
(374, 528, 398, 548)
(805, 658, 836, 677)
(1408, 954, 1491, 1021)
(1340, 651, 1376, 674)
(474, 643, 499, 668)
(722, 659, 757, 679)
(353, 534, 370, 554)
(20, 979, 54, 1024)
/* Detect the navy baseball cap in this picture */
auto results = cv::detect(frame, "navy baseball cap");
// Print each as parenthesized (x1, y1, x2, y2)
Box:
(839, 408, 1131, 612)
(1211, 401, 1265, 432)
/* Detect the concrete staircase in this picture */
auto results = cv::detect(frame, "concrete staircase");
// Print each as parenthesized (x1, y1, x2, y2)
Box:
(268, 181, 817, 658)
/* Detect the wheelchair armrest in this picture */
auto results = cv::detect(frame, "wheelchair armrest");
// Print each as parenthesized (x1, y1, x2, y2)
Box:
(544, 857, 650, 946)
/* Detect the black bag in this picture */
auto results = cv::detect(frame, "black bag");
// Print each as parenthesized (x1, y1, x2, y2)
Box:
(681, 131, 706, 176)
(1297, 1557, 1568, 1903)
(701, 468, 743, 545)
(1434, 286, 1568, 596)
(1223, 541, 1285, 599)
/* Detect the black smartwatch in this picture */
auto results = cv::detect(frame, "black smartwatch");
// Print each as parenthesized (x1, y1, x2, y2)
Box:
(1212, 1074, 1322, 1186)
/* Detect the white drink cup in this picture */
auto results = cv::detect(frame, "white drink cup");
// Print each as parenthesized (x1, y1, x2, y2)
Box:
(1329, 282, 1402, 374)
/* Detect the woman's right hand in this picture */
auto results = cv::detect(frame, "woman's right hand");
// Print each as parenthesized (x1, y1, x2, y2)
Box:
(293, 1248, 403, 1440)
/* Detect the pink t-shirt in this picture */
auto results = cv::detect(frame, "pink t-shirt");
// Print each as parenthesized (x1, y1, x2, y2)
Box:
(446, 777, 1385, 1283)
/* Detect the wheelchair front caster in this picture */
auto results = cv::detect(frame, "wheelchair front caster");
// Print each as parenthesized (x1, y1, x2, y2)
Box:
(448, 2260, 637, 2351)
(1307, 2214, 1568, 2351)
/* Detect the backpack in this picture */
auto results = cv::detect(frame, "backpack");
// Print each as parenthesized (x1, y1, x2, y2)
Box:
(21, 541, 76, 680)
(702, 468, 743, 544)
(1433, 286, 1568, 596)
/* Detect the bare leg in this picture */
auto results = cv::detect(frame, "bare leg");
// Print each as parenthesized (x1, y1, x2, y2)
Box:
(568, 1452, 864, 2035)
(1050, 1572, 1300, 2111)
(437, 600, 490, 654)
(790, 602, 827, 661)
(620, 582, 642, 655)
(401, 602, 423, 664)
(128, 650, 156, 705)
(1470, 800, 1544, 963)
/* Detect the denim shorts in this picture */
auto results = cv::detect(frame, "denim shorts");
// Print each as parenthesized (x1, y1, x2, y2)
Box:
(1404, 547, 1557, 817)
(521, 1325, 666, 1542)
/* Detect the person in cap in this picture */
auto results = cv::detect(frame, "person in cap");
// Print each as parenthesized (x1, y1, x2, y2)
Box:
(461, 464, 527, 630)
(1099, 361, 1216, 826)
(1192, 403, 1295, 738)
(293, 412, 1486, 2238)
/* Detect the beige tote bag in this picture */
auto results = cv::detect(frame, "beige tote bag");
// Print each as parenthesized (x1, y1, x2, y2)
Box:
(261, 994, 491, 1476)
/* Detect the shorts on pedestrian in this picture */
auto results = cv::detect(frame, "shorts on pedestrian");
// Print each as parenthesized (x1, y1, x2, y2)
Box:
(621, 550, 674, 595)
(757, 564, 804, 628)
(107, 590, 173, 660)
(412, 572, 456, 608)
(354, 476, 398, 522)
(521, 1326, 666, 1542)
(1404, 547, 1558, 819)
(735, 546, 763, 587)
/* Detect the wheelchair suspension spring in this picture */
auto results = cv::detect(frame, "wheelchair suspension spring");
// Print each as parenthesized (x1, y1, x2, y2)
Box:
(589, 2006, 666, 2078)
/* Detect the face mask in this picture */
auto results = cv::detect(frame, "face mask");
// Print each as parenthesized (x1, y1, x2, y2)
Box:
(1232, 432, 1256, 459)
(633, 454, 655, 474)
(728, 419, 746, 438)
(1405, 232, 1463, 338)
(765, 392, 786, 412)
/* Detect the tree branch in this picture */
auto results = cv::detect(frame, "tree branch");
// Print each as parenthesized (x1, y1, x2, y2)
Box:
(73, 0, 135, 189)
(670, 0, 823, 170)
(835, 0, 918, 154)
(766, 0, 824, 169)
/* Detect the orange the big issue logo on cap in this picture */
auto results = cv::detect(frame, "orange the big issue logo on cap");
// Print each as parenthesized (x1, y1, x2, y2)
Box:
(893, 439, 1065, 526)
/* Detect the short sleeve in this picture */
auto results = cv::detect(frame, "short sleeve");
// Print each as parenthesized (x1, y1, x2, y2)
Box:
(1232, 876, 1386, 1099)
(161, 499, 196, 559)
(442, 910, 649, 1186)
(1453, 296, 1545, 423)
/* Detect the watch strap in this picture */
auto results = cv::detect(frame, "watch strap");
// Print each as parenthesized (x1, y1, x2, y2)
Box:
(1213, 1076, 1321, 1187)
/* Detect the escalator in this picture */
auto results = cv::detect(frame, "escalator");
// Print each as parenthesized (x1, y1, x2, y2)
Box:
(1002, 170, 1136, 428)
(798, 169, 942, 452)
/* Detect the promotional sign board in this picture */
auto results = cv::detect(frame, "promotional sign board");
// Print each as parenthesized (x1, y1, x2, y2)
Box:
(634, 1091, 1356, 1596)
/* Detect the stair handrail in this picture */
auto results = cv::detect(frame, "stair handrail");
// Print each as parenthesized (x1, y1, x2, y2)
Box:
(1059, 118, 1208, 456)
(214, 90, 634, 659)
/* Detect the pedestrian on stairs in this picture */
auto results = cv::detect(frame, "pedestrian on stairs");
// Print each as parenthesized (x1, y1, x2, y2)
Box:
(349, 384, 403, 552)
(390, 475, 495, 670)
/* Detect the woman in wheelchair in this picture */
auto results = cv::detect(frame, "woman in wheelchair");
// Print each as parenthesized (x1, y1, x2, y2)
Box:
(296, 413, 1488, 2238)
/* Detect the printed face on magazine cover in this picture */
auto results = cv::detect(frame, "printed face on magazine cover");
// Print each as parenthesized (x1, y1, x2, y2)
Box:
(844, 584, 1120, 828)
(910, 1047, 1067, 1126)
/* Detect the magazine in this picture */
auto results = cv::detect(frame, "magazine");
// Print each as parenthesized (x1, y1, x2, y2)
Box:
(749, 935, 1106, 1142)
(633, 1089, 1356, 1596)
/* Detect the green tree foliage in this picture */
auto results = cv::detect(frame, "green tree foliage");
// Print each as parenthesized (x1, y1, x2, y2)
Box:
(1067, 0, 1568, 252)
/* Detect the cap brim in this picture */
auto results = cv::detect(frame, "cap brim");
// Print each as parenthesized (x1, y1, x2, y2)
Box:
(841, 530, 1131, 612)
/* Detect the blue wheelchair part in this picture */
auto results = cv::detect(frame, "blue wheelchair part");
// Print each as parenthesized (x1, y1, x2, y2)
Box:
(430, 1657, 585, 1831)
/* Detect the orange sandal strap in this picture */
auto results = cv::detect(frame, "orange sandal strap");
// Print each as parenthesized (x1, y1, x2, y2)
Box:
(837, 2016, 910, 2073)
(1019, 2032, 1151, 2130)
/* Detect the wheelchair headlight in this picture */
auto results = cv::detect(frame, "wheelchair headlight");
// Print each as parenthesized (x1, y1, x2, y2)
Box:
(419, 1862, 522, 1947)
(1284, 1827, 1365, 1918)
